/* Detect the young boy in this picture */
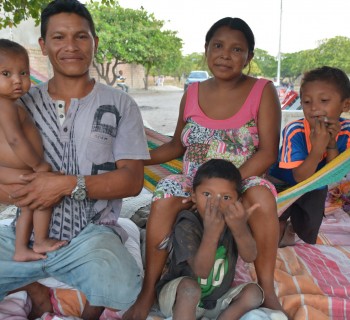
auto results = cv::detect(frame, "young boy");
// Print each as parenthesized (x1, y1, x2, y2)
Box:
(269, 66, 350, 246)
(156, 159, 264, 320)
(0, 39, 66, 261)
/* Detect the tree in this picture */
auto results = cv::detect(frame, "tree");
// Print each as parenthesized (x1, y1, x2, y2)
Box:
(315, 36, 350, 74)
(89, 2, 182, 89)
(0, 0, 116, 29)
(253, 48, 277, 78)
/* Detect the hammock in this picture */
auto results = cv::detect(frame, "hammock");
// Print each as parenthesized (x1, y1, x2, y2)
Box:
(144, 127, 350, 215)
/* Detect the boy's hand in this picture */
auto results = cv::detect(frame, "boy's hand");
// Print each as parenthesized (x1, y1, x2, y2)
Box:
(203, 195, 225, 241)
(324, 117, 341, 148)
(310, 117, 330, 155)
(223, 201, 260, 234)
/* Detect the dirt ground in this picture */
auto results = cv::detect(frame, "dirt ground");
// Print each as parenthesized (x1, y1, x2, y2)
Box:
(130, 86, 183, 135)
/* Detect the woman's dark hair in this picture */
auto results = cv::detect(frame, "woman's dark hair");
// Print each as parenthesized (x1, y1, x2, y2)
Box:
(300, 66, 350, 100)
(193, 159, 242, 196)
(41, 0, 96, 39)
(0, 39, 29, 61)
(205, 17, 255, 53)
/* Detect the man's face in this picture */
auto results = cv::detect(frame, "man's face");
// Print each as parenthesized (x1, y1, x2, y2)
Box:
(39, 13, 98, 78)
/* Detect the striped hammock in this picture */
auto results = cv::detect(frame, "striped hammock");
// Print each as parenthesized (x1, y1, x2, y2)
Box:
(144, 127, 350, 215)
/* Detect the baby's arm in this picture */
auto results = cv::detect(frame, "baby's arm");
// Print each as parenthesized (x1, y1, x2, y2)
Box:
(188, 195, 225, 278)
(0, 101, 50, 172)
(223, 201, 258, 263)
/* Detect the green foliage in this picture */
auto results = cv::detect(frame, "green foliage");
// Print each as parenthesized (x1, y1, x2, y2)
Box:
(315, 36, 350, 74)
(181, 53, 208, 76)
(0, 0, 116, 29)
(253, 48, 277, 78)
(89, 2, 182, 89)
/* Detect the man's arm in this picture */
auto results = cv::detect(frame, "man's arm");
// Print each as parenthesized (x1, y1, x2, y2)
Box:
(9, 159, 144, 210)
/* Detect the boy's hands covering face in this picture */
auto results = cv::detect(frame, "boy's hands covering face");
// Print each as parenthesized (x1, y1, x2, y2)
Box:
(203, 195, 225, 241)
(310, 117, 331, 154)
(222, 201, 260, 234)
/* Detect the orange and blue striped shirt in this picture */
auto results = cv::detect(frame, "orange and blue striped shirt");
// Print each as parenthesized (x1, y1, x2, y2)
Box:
(270, 117, 350, 186)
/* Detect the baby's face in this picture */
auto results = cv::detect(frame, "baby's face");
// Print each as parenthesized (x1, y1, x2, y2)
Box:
(301, 80, 349, 128)
(192, 177, 239, 218)
(0, 52, 31, 100)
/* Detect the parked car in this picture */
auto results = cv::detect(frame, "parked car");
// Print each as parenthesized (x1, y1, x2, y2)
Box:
(184, 70, 210, 90)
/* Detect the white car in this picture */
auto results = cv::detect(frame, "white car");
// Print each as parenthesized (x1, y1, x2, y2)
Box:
(184, 70, 210, 90)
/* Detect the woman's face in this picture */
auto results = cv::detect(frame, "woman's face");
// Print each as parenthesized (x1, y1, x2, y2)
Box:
(205, 26, 253, 80)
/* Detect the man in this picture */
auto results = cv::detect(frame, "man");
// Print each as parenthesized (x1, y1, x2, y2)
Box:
(0, 0, 149, 319)
(117, 70, 129, 92)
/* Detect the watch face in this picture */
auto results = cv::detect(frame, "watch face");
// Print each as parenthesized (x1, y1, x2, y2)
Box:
(73, 188, 87, 201)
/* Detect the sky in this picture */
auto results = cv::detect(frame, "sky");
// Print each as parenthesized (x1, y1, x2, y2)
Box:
(118, 0, 350, 57)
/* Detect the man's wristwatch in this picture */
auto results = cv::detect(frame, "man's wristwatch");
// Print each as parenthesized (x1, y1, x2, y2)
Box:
(71, 175, 87, 201)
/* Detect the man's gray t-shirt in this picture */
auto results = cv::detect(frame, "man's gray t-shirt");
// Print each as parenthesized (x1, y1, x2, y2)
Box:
(20, 81, 150, 241)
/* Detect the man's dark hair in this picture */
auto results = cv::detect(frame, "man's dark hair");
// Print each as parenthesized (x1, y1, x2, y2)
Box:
(0, 39, 29, 61)
(193, 159, 242, 195)
(300, 66, 350, 101)
(41, 0, 96, 39)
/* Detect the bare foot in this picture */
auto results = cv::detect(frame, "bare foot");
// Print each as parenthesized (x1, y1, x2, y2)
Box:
(279, 221, 295, 248)
(33, 238, 67, 254)
(122, 290, 155, 320)
(13, 247, 46, 262)
(25, 282, 53, 320)
(263, 291, 290, 319)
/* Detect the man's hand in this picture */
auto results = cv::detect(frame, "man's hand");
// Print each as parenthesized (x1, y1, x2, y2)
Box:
(9, 171, 66, 210)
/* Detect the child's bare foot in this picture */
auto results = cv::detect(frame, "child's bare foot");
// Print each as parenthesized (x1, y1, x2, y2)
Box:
(122, 290, 155, 320)
(263, 291, 290, 319)
(279, 221, 295, 248)
(13, 247, 47, 262)
(33, 238, 67, 254)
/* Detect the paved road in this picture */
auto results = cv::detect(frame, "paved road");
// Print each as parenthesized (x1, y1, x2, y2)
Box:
(130, 86, 183, 135)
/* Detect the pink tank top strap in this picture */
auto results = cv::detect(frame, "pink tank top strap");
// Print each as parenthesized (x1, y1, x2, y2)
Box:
(183, 82, 200, 121)
(247, 78, 270, 121)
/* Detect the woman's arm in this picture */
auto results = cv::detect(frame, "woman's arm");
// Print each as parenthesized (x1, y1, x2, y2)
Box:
(144, 93, 188, 166)
(239, 82, 281, 179)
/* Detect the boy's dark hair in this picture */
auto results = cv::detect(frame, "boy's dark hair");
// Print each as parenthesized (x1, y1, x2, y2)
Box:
(300, 66, 350, 100)
(0, 39, 29, 60)
(41, 0, 96, 39)
(205, 17, 255, 53)
(193, 159, 242, 195)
